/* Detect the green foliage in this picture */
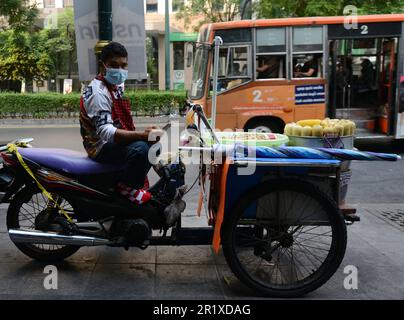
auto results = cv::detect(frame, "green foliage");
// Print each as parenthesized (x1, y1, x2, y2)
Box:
(177, 0, 404, 32)
(0, 91, 187, 118)
(176, 0, 241, 32)
(146, 36, 158, 82)
(256, 0, 404, 18)
(0, 1, 51, 84)
(357, 0, 404, 14)
(0, 7, 76, 87)
(40, 8, 77, 78)
(0, 30, 52, 82)
(0, 0, 38, 31)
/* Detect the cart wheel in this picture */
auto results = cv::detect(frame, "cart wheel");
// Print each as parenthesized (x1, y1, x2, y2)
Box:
(221, 179, 347, 298)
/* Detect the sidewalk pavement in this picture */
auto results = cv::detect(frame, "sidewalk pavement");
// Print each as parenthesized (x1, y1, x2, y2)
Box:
(0, 202, 404, 300)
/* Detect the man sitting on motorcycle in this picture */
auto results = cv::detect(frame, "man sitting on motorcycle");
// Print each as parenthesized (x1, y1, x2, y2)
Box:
(79, 42, 162, 205)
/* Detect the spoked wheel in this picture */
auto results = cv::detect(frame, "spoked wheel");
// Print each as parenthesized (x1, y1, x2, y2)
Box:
(7, 185, 80, 262)
(222, 179, 347, 298)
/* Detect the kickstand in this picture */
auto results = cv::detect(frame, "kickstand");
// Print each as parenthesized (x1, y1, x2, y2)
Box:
(161, 227, 168, 238)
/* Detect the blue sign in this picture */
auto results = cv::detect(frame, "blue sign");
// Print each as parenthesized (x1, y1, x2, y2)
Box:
(295, 85, 326, 105)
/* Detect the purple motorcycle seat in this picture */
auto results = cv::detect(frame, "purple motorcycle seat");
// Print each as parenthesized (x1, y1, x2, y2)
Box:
(18, 148, 124, 175)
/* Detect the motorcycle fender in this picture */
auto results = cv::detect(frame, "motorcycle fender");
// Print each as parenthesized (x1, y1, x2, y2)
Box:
(0, 166, 13, 190)
(0, 166, 22, 204)
(0, 169, 13, 203)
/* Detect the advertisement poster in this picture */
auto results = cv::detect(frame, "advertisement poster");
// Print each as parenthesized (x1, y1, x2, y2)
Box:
(63, 79, 73, 94)
(73, 0, 147, 81)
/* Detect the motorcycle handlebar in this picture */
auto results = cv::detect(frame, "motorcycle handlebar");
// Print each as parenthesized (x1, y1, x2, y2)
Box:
(0, 138, 34, 152)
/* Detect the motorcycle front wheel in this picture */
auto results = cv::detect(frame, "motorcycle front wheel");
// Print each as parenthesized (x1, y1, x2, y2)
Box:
(7, 185, 80, 262)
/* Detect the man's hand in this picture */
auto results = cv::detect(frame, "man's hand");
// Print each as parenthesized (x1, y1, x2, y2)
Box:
(144, 126, 165, 143)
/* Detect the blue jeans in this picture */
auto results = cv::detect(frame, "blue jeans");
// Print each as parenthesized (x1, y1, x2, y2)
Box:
(95, 141, 151, 189)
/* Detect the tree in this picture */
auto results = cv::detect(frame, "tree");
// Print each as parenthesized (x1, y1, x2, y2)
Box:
(357, 0, 404, 14)
(146, 36, 158, 83)
(176, 0, 404, 32)
(176, 0, 242, 32)
(0, 5, 79, 93)
(41, 8, 77, 81)
(256, 0, 404, 19)
(0, 30, 52, 91)
(0, 0, 38, 31)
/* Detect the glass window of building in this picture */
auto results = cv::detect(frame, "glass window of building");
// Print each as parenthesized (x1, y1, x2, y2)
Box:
(63, 0, 73, 7)
(173, 42, 185, 70)
(44, 0, 56, 8)
(146, 0, 158, 13)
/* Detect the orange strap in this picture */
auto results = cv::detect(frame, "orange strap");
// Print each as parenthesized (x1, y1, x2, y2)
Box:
(212, 159, 231, 254)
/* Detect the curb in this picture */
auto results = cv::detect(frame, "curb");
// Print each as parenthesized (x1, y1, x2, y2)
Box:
(0, 116, 184, 126)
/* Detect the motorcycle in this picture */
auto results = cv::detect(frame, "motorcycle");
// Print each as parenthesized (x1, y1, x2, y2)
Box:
(0, 136, 188, 262)
(0, 105, 400, 298)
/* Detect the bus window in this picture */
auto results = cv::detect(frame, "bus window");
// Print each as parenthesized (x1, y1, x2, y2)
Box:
(256, 28, 286, 79)
(293, 26, 323, 52)
(211, 46, 252, 92)
(214, 28, 252, 43)
(292, 26, 324, 78)
(293, 54, 323, 78)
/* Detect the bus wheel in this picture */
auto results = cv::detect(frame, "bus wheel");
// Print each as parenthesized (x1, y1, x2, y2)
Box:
(245, 118, 284, 133)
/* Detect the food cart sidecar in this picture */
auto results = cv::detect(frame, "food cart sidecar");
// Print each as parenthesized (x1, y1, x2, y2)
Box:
(168, 104, 400, 298)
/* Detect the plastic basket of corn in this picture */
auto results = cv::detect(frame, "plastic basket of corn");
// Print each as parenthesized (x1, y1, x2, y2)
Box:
(284, 119, 355, 150)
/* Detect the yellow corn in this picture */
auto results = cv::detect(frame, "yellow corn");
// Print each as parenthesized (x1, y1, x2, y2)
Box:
(284, 123, 295, 136)
(312, 124, 323, 137)
(296, 119, 322, 127)
(302, 126, 312, 136)
(292, 125, 303, 136)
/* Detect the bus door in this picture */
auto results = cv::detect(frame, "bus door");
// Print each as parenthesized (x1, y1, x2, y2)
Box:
(330, 38, 398, 136)
(380, 39, 397, 134)
(328, 22, 402, 137)
(395, 22, 404, 139)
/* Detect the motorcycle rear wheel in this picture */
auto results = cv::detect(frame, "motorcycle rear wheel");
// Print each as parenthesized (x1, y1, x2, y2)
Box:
(7, 185, 80, 262)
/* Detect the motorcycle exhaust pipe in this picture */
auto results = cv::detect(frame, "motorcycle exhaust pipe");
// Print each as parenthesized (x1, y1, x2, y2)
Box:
(8, 228, 112, 246)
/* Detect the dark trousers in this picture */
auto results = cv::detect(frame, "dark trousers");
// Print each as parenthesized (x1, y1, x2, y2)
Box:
(95, 141, 151, 189)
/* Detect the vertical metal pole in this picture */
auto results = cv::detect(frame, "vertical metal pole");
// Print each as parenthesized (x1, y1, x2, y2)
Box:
(240, 0, 252, 20)
(211, 36, 223, 130)
(95, 0, 112, 72)
(165, 0, 171, 90)
(98, 0, 112, 42)
(67, 24, 72, 79)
